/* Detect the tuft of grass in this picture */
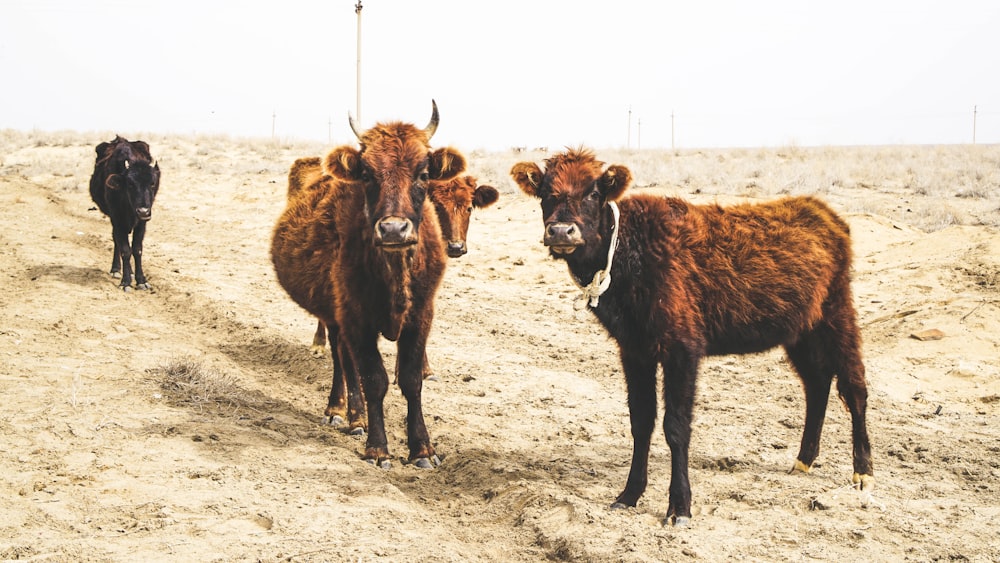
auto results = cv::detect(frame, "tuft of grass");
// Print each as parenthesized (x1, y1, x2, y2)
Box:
(152, 357, 272, 415)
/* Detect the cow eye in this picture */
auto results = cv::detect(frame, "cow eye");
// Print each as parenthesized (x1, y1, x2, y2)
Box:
(417, 170, 430, 183)
(587, 190, 601, 201)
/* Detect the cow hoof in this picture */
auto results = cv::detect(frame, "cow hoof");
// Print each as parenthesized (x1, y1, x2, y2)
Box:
(610, 502, 631, 510)
(110, 271, 122, 279)
(789, 459, 812, 474)
(348, 426, 365, 436)
(121, 285, 133, 293)
(425, 374, 439, 382)
(668, 516, 691, 528)
(852, 473, 875, 490)
(412, 455, 441, 469)
(135, 283, 151, 290)
(365, 458, 392, 470)
(322, 415, 344, 426)
(309, 345, 326, 358)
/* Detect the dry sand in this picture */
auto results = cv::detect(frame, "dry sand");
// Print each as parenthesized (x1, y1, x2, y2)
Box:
(1, 132, 998, 561)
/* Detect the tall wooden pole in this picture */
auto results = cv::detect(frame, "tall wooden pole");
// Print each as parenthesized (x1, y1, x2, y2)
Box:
(627, 105, 632, 149)
(973, 105, 977, 145)
(671, 109, 675, 150)
(355, 1, 363, 125)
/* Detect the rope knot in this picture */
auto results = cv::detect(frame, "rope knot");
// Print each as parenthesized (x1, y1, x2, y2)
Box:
(572, 201, 620, 309)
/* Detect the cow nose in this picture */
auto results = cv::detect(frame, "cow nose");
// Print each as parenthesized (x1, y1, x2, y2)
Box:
(446, 241, 467, 257)
(376, 217, 415, 245)
(136, 207, 152, 220)
(544, 222, 583, 246)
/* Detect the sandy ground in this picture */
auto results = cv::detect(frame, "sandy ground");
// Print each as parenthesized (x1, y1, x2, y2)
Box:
(1, 133, 999, 562)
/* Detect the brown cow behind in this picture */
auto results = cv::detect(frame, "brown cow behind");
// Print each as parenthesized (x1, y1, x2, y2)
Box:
(272, 102, 465, 468)
(512, 148, 873, 526)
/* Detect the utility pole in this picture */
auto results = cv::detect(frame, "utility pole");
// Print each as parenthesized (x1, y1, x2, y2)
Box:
(627, 105, 632, 149)
(973, 105, 977, 144)
(355, 1, 363, 125)
(637, 118, 641, 150)
(671, 109, 675, 150)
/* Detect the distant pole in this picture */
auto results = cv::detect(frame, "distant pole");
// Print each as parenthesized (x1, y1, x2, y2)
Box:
(973, 105, 977, 144)
(627, 105, 632, 149)
(637, 118, 641, 150)
(355, 1, 363, 125)
(671, 109, 675, 150)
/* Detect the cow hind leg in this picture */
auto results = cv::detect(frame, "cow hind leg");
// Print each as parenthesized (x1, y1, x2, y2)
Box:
(310, 320, 328, 358)
(830, 309, 874, 488)
(785, 331, 834, 475)
(324, 327, 367, 434)
(787, 307, 873, 489)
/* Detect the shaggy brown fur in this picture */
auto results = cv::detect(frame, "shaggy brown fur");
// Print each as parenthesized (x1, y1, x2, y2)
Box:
(512, 148, 873, 526)
(272, 106, 465, 468)
(285, 161, 499, 357)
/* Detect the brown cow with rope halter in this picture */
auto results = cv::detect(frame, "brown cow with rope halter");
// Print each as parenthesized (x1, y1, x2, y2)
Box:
(512, 147, 874, 526)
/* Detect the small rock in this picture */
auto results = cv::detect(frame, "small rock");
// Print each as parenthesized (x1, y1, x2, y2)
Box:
(910, 329, 945, 341)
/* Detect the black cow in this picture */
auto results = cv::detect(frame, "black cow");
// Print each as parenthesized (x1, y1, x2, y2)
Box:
(89, 136, 160, 291)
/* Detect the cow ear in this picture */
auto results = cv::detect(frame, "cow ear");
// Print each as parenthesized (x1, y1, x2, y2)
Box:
(105, 174, 124, 191)
(429, 147, 466, 181)
(323, 146, 363, 181)
(473, 185, 499, 208)
(598, 165, 631, 201)
(510, 162, 544, 198)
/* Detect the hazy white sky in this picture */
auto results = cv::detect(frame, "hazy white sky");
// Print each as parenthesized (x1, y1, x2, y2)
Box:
(2, 0, 998, 150)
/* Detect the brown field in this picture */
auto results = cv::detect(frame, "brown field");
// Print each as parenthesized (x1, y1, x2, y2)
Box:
(1, 129, 999, 562)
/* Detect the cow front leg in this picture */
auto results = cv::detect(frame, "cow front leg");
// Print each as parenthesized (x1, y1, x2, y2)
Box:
(112, 224, 134, 290)
(612, 352, 657, 509)
(108, 227, 122, 278)
(397, 326, 438, 468)
(131, 220, 150, 290)
(661, 347, 699, 527)
(351, 337, 392, 468)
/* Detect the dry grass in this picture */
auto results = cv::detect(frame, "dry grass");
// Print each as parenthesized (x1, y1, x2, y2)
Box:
(4, 129, 998, 232)
(473, 144, 1000, 232)
(151, 357, 273, 416)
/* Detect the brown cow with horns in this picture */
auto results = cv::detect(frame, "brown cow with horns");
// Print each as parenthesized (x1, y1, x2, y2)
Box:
(511, 148, 874, 526)
(286, 159, 499, 361)
(271, 101, 464, 468)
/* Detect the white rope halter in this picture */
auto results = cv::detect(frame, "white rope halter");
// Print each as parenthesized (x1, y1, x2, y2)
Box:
(572, 201, 620, 309)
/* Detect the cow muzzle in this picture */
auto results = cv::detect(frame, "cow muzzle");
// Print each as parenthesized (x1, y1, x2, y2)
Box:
(136, 207, 152, 221)
(446, 241, 468, 258)
(375, 216, 417, 248)
(544, 222, 584, 254)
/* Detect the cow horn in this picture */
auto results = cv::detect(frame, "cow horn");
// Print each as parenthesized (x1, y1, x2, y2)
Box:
(424, 100, 439, 139)
(124, 160, 130, 170)
(348, 112, 363, 141)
